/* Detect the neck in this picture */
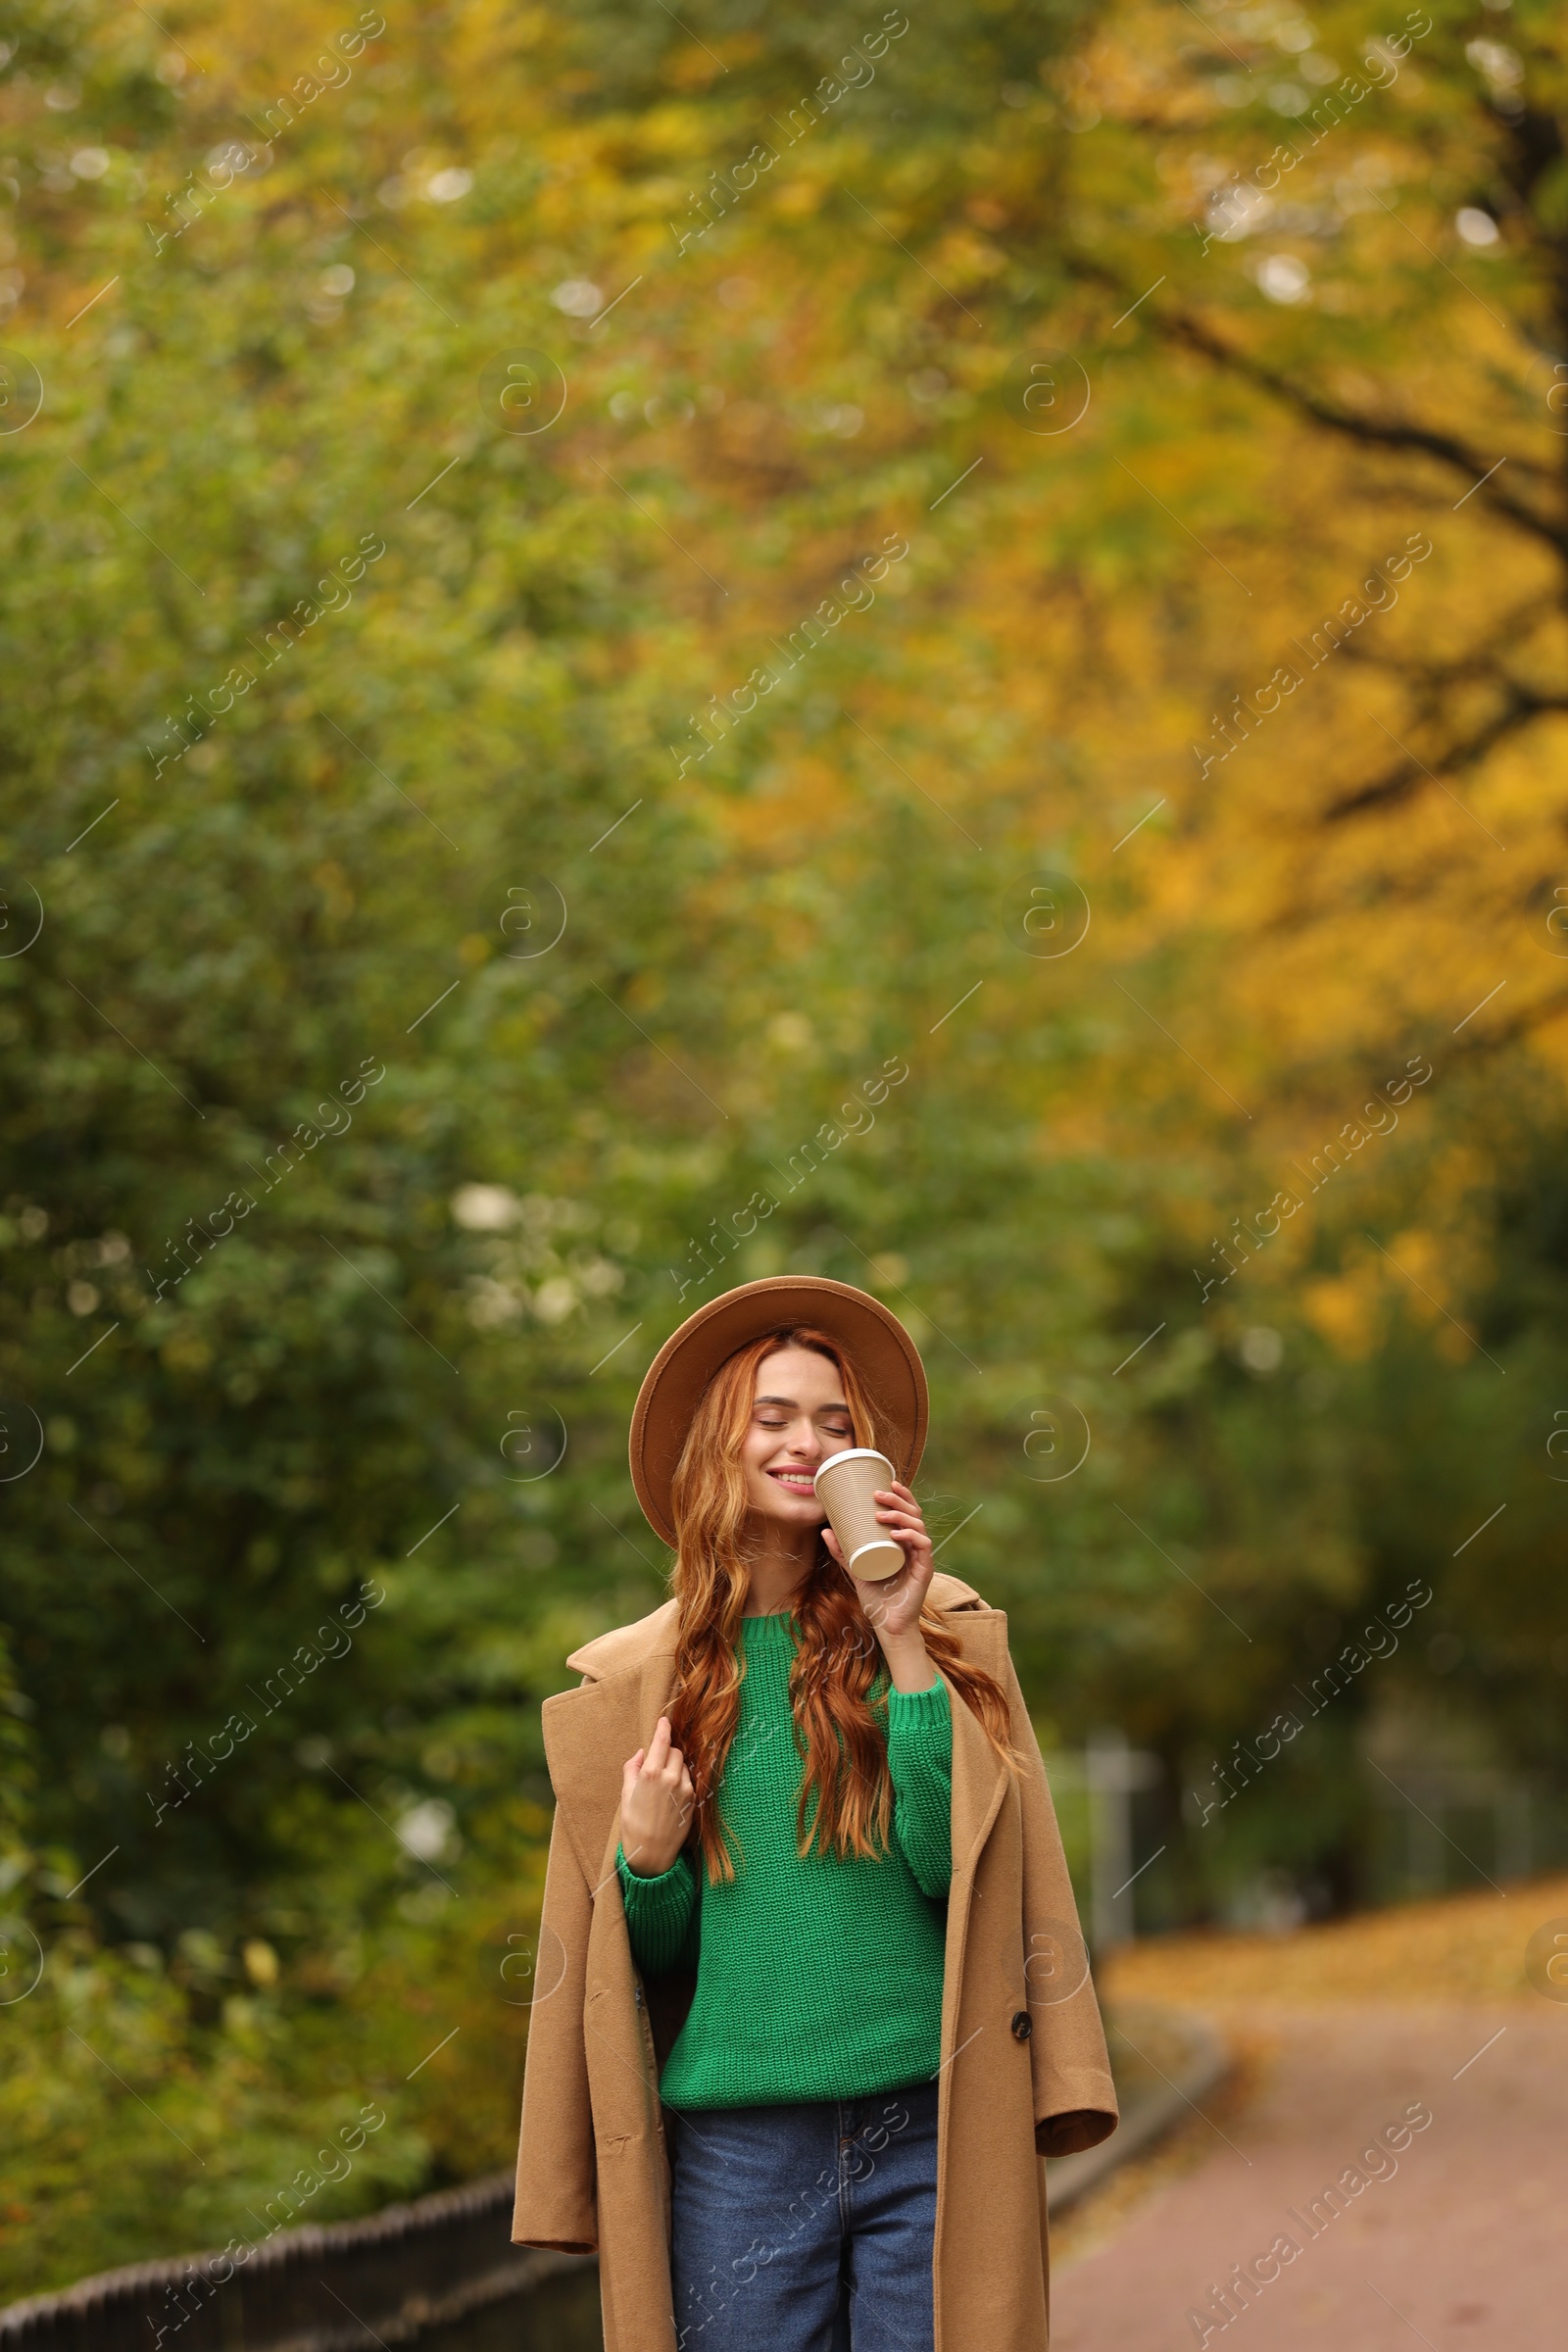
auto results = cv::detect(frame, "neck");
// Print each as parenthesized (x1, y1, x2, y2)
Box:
(741, 1517, 819, 1617)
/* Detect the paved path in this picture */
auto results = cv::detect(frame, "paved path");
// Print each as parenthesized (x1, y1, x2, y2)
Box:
(1051, 2001, 1566, 2351)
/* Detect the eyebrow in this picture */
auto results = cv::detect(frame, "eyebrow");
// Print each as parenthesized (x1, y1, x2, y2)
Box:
(754, 1395, 850, 1410)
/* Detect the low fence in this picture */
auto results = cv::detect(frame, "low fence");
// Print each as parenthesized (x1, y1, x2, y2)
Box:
(0, 2172, 594, 2352)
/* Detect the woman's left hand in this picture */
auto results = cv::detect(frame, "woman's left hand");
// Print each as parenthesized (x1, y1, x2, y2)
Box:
(823, 1480, 937, 1680)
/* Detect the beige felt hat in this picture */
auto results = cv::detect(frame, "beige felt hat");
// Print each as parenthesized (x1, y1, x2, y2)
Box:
(628, 1276, 929, 1548)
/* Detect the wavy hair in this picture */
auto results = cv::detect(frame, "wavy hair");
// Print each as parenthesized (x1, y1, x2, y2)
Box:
(664, 1325, 1024, 1885)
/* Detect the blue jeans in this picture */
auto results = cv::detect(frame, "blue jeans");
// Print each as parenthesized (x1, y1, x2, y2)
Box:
(665, 2081, 939, 2352)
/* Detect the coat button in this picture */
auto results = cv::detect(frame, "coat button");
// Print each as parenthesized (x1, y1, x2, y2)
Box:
(1010, 2009, 1032, 2041)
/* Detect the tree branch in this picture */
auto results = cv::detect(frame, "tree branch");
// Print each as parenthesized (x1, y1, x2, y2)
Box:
(1322, 685, 1568, 823)
(1155, 306, 1565, 557)
(1334, 601, 1559, 686)
(1068, 255, 1565, 557)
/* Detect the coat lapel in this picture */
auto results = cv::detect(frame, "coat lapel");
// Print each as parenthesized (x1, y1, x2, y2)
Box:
(944, 1610, 1011, 1887)
(543, 1647, 679, 1886)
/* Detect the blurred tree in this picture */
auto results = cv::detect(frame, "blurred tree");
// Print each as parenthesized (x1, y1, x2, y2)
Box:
(2, 0, 1568, 2285)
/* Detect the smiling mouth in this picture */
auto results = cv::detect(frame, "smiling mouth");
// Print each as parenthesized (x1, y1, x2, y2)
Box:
(766, 1468, 817, 1494)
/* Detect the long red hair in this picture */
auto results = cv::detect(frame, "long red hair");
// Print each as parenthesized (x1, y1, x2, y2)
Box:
(664, 1326, 1024, 1884)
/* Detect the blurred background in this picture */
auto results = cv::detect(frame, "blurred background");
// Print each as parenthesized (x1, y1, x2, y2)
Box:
(2, 0, 1566, 2304)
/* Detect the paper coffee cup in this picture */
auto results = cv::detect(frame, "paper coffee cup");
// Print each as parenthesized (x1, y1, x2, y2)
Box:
(813, 1448, 904, 1581)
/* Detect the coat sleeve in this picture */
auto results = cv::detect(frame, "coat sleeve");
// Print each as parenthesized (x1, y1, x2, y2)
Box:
(1000, 1647, 1120, 2158)
(511, 1800, 598, 2251)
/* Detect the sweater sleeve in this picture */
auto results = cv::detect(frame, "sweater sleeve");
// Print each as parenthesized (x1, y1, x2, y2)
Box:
(616, 1842, 699, 1977)
(884, 1675, 953, 1899)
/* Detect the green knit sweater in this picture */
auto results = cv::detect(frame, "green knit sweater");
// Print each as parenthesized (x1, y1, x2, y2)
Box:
(615, 1609, 953, 2110)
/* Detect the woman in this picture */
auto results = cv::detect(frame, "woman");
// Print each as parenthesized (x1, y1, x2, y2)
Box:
(513, 1276, 1115, 2352)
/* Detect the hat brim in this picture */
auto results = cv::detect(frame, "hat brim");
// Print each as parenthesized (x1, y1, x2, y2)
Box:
(628, 1276, 930, 1549)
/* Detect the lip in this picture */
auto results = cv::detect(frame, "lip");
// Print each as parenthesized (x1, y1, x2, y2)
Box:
(765, 1468, 818, 1494)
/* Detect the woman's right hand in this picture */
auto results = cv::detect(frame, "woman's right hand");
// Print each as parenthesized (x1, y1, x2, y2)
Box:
(619, 1715, 695, 1878)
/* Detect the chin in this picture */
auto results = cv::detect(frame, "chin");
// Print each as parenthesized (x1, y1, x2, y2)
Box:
(753, 1487, 824, 1522)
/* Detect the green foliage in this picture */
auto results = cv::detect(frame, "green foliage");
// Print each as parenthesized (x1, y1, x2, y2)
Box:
(0, 1861, 547, 2297)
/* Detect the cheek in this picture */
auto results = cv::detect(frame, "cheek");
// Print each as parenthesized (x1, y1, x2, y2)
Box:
(739, 1437, 782, 1493)
(747, 1467, 790, 1515)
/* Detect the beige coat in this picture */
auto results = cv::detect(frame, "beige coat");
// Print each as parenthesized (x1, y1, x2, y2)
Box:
(512, 1572, 1117, 2350)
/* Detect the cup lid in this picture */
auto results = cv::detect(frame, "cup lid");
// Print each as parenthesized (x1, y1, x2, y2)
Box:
(812, 1446, 894, 1490)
